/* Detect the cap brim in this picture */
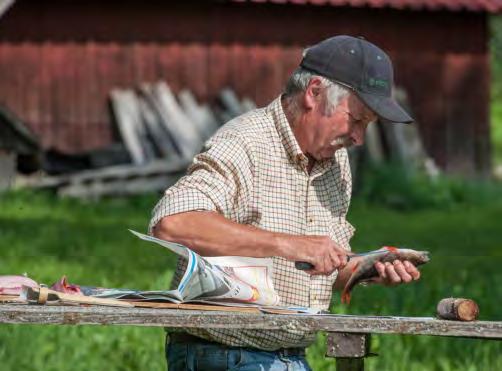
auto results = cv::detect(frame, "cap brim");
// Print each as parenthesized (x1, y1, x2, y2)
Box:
(357, 91, 414, 124)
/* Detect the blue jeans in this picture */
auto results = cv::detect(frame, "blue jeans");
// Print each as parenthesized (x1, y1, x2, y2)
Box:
(166, 337, 312, 371)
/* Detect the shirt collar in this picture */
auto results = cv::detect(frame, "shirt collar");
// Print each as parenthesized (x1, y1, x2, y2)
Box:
(267, 96, 305, 166)
(266, 96, 335, 175)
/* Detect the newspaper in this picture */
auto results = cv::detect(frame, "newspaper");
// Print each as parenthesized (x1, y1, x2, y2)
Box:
(85, 230, 317, 313)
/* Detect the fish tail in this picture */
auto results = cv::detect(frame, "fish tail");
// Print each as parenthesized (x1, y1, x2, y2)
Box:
(341, 291, 351, 304)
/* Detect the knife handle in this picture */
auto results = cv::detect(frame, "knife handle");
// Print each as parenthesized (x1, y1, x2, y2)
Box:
(296, 255, 354, 270)
(295, 261, 314, 270)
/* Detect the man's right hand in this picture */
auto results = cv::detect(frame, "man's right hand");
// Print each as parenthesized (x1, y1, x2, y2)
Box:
(277, 235, 349, 276)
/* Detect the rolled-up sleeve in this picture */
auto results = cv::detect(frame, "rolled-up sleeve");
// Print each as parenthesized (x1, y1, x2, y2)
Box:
(148, 131, 254, 234)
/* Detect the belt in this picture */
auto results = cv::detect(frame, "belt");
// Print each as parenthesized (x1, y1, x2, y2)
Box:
(169, 332, 306, 357)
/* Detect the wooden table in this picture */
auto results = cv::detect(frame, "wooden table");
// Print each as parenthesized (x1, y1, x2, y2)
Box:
(1, 304, 501, 370)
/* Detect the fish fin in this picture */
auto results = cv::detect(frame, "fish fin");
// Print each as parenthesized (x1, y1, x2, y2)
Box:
(351, 262, 360, 273)
(384, 246, 398, 253)
(341, 291, 351, 304)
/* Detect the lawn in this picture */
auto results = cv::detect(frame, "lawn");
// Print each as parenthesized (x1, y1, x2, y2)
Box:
(492, 101, 502, 166)
(0, 188, 501, 371)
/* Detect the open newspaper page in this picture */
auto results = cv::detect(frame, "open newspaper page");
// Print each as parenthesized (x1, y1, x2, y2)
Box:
(91, 230, 280, 306)
(130, 230, 280, 306)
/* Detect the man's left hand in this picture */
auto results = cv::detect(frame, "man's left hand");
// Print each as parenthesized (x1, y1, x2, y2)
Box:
(372, 260, 421, 286)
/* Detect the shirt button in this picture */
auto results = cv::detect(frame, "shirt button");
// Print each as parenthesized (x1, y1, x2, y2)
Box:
(309, 218, 313, 223)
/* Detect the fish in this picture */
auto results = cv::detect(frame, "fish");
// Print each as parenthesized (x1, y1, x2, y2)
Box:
(50, 275, 82, 295)
(341, 246, 430, 304)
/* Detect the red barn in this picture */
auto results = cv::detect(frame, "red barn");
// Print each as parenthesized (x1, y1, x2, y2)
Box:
(0, 0, 500, 175)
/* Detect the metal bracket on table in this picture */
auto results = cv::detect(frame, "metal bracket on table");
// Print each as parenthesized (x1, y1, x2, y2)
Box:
(325, 332, 375, 371)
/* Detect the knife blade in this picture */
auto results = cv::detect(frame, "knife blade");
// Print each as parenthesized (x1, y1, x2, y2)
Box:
(295, 250, 385, 270)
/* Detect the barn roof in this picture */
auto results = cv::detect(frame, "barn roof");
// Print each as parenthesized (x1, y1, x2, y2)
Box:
(231, 0, 502, 13)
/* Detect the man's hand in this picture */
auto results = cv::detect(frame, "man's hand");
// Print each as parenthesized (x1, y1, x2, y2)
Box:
(334, 257, 421, 292)
(278, 235, 348, 276)
(372, 260, 421, 286)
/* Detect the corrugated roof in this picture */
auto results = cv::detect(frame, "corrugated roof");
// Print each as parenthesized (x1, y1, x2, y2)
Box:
(231, 0, 502, 13)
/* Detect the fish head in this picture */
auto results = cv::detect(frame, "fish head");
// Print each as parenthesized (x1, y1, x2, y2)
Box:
(402, 249, 430, 265)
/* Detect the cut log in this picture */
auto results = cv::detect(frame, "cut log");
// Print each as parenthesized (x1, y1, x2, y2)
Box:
(436, 298, 479, 321)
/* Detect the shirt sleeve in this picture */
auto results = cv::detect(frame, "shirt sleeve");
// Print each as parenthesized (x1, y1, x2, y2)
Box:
(148, 131, 254, 234)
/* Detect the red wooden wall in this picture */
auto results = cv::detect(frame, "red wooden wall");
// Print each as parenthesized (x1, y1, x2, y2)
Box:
(0, 0, 491, 175)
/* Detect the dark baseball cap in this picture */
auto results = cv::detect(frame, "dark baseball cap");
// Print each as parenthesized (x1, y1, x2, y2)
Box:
(300, 35, 413, 124)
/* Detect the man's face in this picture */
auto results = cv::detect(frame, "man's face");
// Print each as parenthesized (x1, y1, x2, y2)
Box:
(307, 91, 377, 160)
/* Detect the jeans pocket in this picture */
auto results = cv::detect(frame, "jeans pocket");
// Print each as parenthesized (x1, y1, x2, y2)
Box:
(227, 348, 244, 370)
(194, 344, 228, 371)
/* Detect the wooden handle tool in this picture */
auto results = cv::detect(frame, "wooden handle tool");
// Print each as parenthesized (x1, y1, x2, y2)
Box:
(21, 286, 134, 307)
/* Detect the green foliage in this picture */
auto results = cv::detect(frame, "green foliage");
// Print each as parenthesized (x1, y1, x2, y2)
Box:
(356, 163, 502, 210)
(1, 190, 502, 370)
(492, 102, 502, 165)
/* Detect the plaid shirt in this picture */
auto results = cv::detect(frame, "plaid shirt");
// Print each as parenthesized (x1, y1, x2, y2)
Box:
(149, 96, 354, 350)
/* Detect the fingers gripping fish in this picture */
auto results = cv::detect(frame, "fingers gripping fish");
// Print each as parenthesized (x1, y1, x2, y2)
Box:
(341, 247, 430, 304)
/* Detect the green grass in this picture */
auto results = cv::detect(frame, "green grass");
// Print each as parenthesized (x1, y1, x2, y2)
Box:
(492, 102, 502, 165)
(0, 189, 501, 370)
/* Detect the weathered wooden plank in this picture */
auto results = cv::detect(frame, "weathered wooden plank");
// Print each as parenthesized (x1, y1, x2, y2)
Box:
(110, 89, 148, 165)
(326, 333, 372, 370)
(0, 151, 16, 191)
(59, 172, 183, 199)
(326, 333, 371, 358)
(178, 89, 218, 140)
(219, 88, 243, 118)
(151, 81, 202, 159)
(0, 305, 501, 339)
(137, 83, 180, 158)
(0, 0, 15, 19)
(34, 157, 190, 190)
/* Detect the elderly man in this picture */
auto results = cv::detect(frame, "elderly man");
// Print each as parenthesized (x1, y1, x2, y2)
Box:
(150, 35, 421, 370)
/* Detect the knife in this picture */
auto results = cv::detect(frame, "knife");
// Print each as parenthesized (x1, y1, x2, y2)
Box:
(295, 250, 385, 270)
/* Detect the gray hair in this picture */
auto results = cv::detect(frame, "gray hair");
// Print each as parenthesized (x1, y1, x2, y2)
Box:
(283, 67, 351, 115)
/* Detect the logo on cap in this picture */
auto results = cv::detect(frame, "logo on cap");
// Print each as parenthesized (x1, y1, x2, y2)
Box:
(368, 78, 388, 88)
